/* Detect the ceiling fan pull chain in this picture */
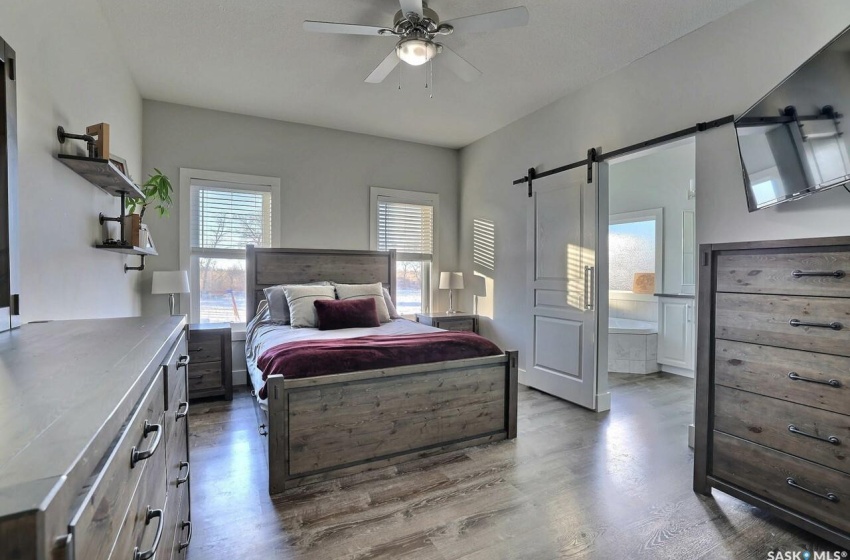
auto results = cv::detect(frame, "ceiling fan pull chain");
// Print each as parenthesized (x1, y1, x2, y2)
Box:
(429, 58, 434, 99)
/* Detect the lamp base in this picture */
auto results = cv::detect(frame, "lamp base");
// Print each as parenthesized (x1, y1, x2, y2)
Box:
(168, 293, 176, 316)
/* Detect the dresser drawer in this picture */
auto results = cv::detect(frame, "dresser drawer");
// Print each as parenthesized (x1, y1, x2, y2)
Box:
(715, 340, 850, 416)
(716, 293, 850, 356)
(437, 318, 475, 332)
(164, 330, 189, 411)
(68, 369, 166, 560)
(189, 332, 223, 363)
(107, 440, 168, 560)
(170, 483, 192, 560)
(714, 386, 850, 474)
(189, 362, 225, 394)
(712, 431, 850, 533)
(166, 403, 190, 505)
(717, 249, 850, 297)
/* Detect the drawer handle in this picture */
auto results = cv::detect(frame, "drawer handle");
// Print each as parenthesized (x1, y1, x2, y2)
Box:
(177, 461, 190, 486)
(133, 507, 164, 560)
(786, 477, 839, 503)
(176, 401, 190, 420)
(258, 423, 268, 437)
(788, 372, 841, 388)
(789, 319, 843, 331)
(130, 421, 163, 468)
(177, 355, 190, 369)
(788, 424, 841, 445)
(178, 520, 193, 551)
(792, 269, 846, 279)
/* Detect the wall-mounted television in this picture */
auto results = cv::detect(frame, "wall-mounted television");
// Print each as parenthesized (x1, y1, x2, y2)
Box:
(735, 25, 850, 212)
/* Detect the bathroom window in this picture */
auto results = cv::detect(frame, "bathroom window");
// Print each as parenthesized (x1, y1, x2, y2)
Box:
(609, 209, 664, 293)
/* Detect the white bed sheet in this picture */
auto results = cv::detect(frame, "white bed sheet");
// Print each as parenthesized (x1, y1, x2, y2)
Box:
(246, 318, 444, 409)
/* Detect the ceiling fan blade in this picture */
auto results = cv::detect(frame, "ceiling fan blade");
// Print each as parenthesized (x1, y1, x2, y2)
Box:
(399, 0, 424, 17)
(438, 45, 482, 82)
(303, 21, 388, 36)
(365, 50, 401, 83)
(442, 6, 529, 34)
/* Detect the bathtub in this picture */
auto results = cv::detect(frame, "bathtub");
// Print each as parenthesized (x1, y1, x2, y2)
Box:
(608, 318, 660, 374)
(608, 317, 658, 335)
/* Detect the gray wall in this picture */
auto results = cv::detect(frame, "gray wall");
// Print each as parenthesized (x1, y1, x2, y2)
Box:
(141, 101, 460, 316)
(458, 0, 850, 372)
(1, 0, 144, 321)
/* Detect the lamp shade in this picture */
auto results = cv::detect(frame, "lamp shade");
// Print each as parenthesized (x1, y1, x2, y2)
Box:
(152, 271, 190, 295)
(439, 271, 464, 290)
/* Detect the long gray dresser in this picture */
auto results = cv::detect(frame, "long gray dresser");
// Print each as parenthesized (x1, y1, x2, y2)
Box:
(0, 316, 191, 560)
(694, 236, 850, 550)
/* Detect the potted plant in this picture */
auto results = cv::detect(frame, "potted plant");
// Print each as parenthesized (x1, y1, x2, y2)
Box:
(124, 169, 173, 247)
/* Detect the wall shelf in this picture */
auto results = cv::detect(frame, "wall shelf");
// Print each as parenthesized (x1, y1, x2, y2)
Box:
(95, 244, 157, 257)
(57, 154, 144, 199)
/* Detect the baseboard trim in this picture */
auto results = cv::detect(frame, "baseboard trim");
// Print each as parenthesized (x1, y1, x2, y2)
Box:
(596, 391, 611, 412)
(661, 364, 695, 378)
(688, 423, 695, 449)
(233, 368, 247, 386)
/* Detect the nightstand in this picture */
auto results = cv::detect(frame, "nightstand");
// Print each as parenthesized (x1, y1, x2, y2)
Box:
(187, 323, 233, 401)
(416, 312, 479, 333)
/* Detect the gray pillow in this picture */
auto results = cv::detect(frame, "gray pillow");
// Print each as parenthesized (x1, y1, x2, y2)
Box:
(383, 288, 400, 319)
(264, 282, 329, 323)
(283, 284, 336, 328)
(333, 282, 391, 323)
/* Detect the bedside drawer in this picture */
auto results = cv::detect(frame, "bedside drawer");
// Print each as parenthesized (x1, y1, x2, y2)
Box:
(437, 319, 475, 332)
(712, 431, 850, 533)
(714, 386, 850, 474)
(189, 362, 225, 394)
(715, 340, 850, 416)
(189, 333, 223, 363)
(715, 293, 850, 357)
(68, 369, 165, 560)
(717, 250, 850, 297)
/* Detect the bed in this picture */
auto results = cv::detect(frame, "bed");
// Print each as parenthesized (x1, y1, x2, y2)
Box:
(245, 246, 518, 494)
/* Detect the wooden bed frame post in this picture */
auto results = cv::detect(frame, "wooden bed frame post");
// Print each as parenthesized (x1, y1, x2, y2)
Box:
(506, 350, 519, 439)
(266, 373, 287, 495)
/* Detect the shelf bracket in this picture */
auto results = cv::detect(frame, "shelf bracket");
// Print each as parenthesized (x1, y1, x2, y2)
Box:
(125, 255, 146, 273)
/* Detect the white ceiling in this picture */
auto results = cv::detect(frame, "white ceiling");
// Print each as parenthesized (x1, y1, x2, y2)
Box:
(98, 0, 754, 148)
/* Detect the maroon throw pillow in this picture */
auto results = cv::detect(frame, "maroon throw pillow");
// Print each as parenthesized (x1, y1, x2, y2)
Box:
(314, 298, 380, 330)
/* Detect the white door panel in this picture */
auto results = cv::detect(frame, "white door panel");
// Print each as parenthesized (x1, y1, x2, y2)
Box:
(523, 166, 598, 409)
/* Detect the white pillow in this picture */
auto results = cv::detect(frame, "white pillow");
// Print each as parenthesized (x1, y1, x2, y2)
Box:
(264, 281, 330, 323)
(334, 282, 391, 323)
(282, 284, 336, 328)
(383, 288, 400, 319)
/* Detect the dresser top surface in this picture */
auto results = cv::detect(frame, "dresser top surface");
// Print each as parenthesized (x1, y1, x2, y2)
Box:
(0, 315, 186, 516)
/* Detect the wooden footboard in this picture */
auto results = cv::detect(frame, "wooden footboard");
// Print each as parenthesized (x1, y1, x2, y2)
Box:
(265, 350, 518, 494)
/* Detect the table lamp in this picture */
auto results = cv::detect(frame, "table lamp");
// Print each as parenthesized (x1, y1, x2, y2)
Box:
(152, 271, 190, 315)
(439, 271, 464, 314)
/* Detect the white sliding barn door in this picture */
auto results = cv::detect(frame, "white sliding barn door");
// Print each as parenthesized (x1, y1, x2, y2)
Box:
(523, 166, 599, 410)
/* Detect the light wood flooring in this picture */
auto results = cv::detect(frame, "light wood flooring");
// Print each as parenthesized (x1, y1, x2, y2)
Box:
(186, 373, 842, 559)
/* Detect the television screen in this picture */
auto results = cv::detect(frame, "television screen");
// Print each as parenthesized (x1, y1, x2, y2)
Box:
(735, 25, 850, 212)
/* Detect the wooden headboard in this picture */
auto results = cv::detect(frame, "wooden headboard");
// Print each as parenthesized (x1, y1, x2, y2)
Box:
(246, 247, 397, 323)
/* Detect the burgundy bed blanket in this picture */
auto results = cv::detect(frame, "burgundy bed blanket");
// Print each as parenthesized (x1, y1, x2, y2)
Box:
(256, 332, 503, 399)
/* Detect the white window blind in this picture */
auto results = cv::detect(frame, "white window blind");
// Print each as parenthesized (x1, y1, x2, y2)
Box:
(191, 183, 272, 251)
(376, 199, 434, 261)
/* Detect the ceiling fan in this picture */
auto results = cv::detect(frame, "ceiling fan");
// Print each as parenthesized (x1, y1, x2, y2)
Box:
(304, 0, 529, 84)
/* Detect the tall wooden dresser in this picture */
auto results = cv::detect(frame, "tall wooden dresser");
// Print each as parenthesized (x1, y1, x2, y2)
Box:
(695, 236, 850, 549)
(0, 316, 192, 560)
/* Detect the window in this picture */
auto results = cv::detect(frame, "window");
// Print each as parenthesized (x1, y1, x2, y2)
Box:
(609, 208, 663, 293)
(180, 170, 280, 324)
(371, 188, 438, 316)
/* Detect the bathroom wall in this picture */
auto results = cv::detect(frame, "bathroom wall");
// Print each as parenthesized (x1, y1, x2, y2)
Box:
(607, 140, 696, 322)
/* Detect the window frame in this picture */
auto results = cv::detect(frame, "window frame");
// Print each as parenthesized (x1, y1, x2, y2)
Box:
(179, 168, 281, 324)
(369, 187, 439, 315)
(608, 207, 664, 299)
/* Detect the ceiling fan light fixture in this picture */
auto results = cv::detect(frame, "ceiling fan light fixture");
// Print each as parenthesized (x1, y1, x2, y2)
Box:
(396, 37, 437, 66)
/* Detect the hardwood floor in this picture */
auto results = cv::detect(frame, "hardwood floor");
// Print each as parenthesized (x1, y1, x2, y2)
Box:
(186, 373, 843, 559)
